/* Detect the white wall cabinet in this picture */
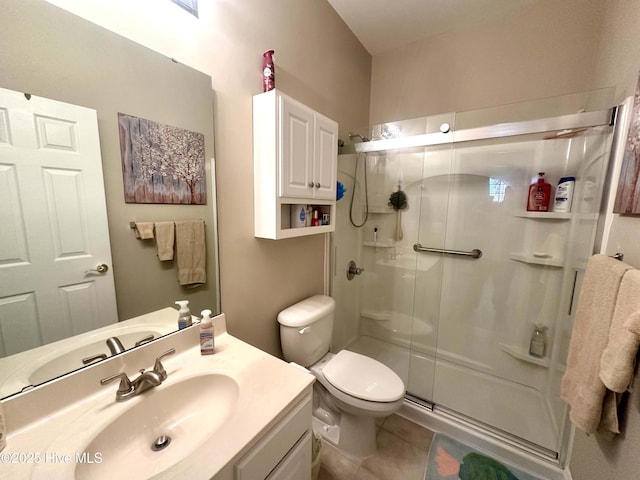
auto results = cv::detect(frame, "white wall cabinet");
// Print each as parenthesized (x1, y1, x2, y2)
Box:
(254, 89, 338, 239)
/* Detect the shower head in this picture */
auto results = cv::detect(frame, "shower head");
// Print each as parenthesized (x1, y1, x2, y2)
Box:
(349, 132, 371, 142)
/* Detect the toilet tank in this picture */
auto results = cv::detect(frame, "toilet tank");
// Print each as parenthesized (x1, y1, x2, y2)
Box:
(277, 295, 335, 367)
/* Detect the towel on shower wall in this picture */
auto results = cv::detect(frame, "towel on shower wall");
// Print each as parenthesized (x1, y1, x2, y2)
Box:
(154, 222, 175, 261)
(175, 220, 206, 286)
(599, 270, 640, 393)
(560, 254, 632, 435)
(134, 221, 155, 239)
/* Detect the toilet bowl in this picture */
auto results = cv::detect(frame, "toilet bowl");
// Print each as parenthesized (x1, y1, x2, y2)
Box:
(278, 295, 405, 457)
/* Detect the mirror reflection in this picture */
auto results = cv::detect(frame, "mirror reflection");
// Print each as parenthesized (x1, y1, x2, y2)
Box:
(0, 1, 219, 399)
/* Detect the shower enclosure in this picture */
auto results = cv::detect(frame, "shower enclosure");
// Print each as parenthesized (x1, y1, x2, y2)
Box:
(332, 93, 620, 461)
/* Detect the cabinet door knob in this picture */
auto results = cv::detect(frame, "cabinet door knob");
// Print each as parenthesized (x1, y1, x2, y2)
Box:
(308, 182, 315, 188)
(315, 182, 321, 188)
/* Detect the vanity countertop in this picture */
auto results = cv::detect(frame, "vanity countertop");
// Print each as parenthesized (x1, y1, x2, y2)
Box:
(0, 312, 315, 479)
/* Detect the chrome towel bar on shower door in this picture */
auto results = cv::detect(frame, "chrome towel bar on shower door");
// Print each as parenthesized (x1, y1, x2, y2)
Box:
(413, 244, 483, 259)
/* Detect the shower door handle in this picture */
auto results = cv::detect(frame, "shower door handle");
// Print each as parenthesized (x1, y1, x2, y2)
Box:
(413, 244, 483, 259)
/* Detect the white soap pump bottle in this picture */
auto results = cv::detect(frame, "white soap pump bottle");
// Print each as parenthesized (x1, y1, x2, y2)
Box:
(200, 309, 215, 355)
(175, 300, 192, 330)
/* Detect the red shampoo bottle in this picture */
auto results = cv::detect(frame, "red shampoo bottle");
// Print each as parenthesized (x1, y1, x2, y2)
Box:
(527, 172, 552, 212)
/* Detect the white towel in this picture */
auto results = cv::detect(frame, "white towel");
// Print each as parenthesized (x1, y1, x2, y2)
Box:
(560, 254, 632, 434)
(154, 222, 175, 261)
(600, 270, 640, 393)
(175, 220, 206, 286)
(133, 222, 155, 240)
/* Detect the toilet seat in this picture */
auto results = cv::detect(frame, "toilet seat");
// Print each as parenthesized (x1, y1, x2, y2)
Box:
(323, 350, 404, 402)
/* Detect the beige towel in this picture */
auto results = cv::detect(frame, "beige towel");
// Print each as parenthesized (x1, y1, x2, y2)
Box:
(134, 222, 155, 239)
(175, 220, 206, 286)
(600, 270, 640, 393)
(560, 254, 632, 434)
(154, 222, 175, 261)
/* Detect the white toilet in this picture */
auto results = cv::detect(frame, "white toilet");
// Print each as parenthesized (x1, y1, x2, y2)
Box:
(278, 295, 405, 457)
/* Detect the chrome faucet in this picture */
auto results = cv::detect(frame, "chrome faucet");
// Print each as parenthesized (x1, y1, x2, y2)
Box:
(100, 348, 175, 401)
(82, 334, 156, 365)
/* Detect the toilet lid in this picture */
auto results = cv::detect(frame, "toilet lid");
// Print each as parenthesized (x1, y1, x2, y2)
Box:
(323, 350, 404, 402)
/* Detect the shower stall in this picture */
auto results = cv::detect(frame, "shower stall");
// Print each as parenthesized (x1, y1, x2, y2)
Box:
(331, 93, 622, 462)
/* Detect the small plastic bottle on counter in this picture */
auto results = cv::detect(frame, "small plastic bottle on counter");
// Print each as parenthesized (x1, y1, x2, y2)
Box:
(175, 300, 192, 330)
(553, 176, 575, 213)
(527, 172, 552, 212)
(200, 309, 215, 355)
(311, 209, 320, 226)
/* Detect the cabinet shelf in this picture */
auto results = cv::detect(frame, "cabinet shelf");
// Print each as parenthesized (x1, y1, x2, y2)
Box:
(500, 343, 550, 367)
(509, 253, 564, 268)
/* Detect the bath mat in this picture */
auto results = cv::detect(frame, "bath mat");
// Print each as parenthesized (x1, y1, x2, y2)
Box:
(425, 434, 545, 480)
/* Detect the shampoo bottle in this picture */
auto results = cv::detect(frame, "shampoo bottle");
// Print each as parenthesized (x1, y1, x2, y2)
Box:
(527, 172, 552, 212)
(554, 176, 575, 212)
(175, 300, 192, 330)
(529, 324, 547, 358)
(199, 309, 215, 355)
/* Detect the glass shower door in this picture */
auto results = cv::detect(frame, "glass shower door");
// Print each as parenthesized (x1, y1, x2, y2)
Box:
(409, 122, 614, 454)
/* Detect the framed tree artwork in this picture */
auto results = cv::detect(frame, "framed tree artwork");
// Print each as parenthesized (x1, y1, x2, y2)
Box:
(118, 113, 206, 205)
(614, 73, 640, 214)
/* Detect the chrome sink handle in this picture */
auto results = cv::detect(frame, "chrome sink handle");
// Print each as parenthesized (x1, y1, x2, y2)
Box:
(135, 334, 155, 347)
(101, 372, 135, 401)
(82, 353, 108, 365)
(153, 348, 176, 381)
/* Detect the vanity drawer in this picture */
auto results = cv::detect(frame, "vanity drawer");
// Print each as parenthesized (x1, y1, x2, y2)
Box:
(235, 394, 312, 480)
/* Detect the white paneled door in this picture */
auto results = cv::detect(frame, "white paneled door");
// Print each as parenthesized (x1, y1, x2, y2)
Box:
(0, 87, 117, 357)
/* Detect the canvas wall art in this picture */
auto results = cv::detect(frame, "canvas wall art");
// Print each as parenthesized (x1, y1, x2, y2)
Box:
(613, 73, 640, 214)
(118, 113, 206, 204)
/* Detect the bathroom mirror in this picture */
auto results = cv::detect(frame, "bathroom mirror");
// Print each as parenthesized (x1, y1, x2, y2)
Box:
(0, 0, 220, 399)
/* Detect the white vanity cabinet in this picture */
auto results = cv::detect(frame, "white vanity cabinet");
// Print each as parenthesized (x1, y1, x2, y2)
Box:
(214, 392, 313, 480)
(253, 89, 338, 239)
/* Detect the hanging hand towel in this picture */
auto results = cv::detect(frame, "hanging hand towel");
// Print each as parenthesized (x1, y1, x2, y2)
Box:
(599, 270, 640, 393)
(134, 222, 155, 239)
(175, 220, 206, 286)
(560, 254, 632, 434)
(154, 222, 175, 261)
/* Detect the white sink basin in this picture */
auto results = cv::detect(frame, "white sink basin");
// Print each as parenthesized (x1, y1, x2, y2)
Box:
(75, 373, 239, 480)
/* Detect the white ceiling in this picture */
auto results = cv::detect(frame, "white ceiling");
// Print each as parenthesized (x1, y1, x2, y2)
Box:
(327, 0, 541, 55)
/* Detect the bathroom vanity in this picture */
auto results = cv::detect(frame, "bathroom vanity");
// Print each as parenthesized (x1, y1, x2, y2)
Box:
(0, 311, 314, 479)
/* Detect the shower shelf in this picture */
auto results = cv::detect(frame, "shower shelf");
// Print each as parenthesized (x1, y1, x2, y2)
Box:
(514, 212, 571, 220)
(368, 207, 395, 214)
(363, 241, 393, 248)
(360, 310, 391, 321)
(500, 343, 550, 367)
(509, 253, 564, 268)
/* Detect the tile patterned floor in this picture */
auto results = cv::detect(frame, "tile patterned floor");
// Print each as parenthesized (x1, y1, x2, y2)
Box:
(317, 414, 434, 480)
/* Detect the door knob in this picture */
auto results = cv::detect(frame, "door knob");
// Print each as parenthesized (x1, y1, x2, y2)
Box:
(86, 263, 109, 274)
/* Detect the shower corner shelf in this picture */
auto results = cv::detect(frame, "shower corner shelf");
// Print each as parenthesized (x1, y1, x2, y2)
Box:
(368, 207, 396, 214)
(360, 309, 391, 321)
(509, 253, 564, 268)
(514, 212, 571, 220)
(363, 241, 393, 248)
(500, 343, 550, 368)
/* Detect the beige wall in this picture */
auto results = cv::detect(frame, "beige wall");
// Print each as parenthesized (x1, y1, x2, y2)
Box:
(569, 1, 640, 478)
(0, 0, 218, 322)
(43, 0, 372, 355)
(369, 0, 605, 124)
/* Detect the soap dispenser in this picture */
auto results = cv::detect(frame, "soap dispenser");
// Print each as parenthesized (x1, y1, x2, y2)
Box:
(529, 324, 547, 358)
(199, 309, 215, 355)
(175, 300, 192, 330)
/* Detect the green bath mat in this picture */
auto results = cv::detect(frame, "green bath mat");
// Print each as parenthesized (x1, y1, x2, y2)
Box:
(425, 434, 545, 480)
